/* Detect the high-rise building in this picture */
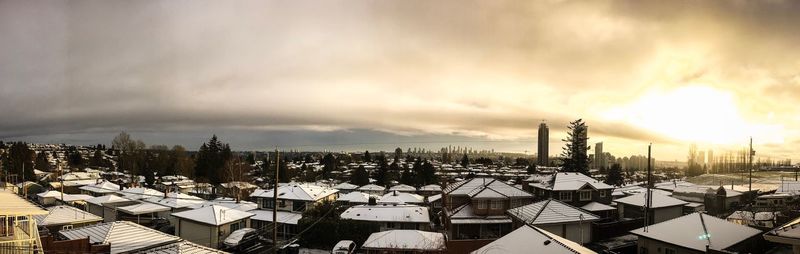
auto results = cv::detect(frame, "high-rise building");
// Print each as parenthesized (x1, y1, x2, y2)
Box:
(537, 122, 549, 166)
(595, 142, 604, 169)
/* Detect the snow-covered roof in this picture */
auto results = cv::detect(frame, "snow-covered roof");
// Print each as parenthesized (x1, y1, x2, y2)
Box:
(250, 209, 303, 225)
(38, 190, 64, 198)
(378, 191, 424, 204)
(128, 240, 229, 254)
(62, 194, 95, 202)
(673, 186, 742, 198)
(389, 184, 417, 192)
(85, 195, 132, 206)
(60, 221, 181, 254)
(79, 180, 120, 194)
(220, 181, 258, 189)
(653, 180, 695, 192)
(362, 230, 445, 251)
(143, 193, 205, 209)
(1, 189, 47, 215)
(472, 224, 597, 254)
(332, 182, 359, 190)
(116, 202, 171, 215)
(630, 213, 762, 252)
(35, 205, 102, 226)
(251, 184, 338, 201)
(444, 177, 532, 198)
(727, 211, 776, 221)
(507, 199, 600, 225)
(765, 216, 800, 244)
(337, 191, 373, 204)
(614, 191, 687, 208)
(171, 205, 254, 226)
(341, 204, 430, 223)
(189, 198, 258, 212)
(358, 184, 386, 191)
(446, 203, 512, 224)
(581, 201, 616, 212)
(118, 187, 164, 200)
(419, 184, 442, 191)
(543, 172, 613, 191)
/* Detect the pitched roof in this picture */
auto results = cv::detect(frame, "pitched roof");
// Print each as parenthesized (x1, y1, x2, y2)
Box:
(389, 184, 417, 192)
(614, 191, 687, 208)
(427, 194, 442, 203)
(630, 212, 762, 252)
(545, 172, 613, 191)
(85, 195, 132, 206)
(378, 191, 424, 204)
(116, 202, 171, 215)
(765, 216, 800, 244)
(60, 221, 181, 254)
(446, 203, 512, 224)
(118, 187, 164, 200)
(171, 205, 254, 226)
(337, 191, 373, 203)
(79, 180, 121, 194)
(444, 177, 532, 198)
(358, 184, 387, 191)
(341, 204, 430, 223)
(35, 205, 103, 226)
(362, 230, 446, 251)
(143, 193, 206, 209)
(127, 240, 229, 254)
(251, 183, 338, 201)
(189, 198, 258, 212)
(507, 199, 600, 225)
(332, 182, 359, 190)
(250, 209, 303, 225)
(419, 184, 442, 191)
(581, 201, 616, 212)
(472, 224, 597, 254)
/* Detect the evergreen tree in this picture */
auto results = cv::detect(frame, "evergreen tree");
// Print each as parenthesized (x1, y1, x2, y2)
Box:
(460, 154, 470, 168)
(560, 119, 590, 174)
(605, 163, 624, 186)
(373, 154, 389, 185)
(364, 151, 372, 163)
(35, 152, 51, 171)
(394, 147, 403, 162)
(321, 153, 336, 179)
(67, 146, 85, 168)
(417, 159, 437, 186)
(7, 142, 35, 181)
(351, 165, 369, 186)
(193, 135, 232, 184)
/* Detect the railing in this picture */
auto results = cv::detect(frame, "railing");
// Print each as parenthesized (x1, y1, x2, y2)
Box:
(0, 216, 41, 254)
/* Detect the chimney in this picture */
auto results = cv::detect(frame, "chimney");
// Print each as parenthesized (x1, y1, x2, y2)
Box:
(368, 196, 377, 206)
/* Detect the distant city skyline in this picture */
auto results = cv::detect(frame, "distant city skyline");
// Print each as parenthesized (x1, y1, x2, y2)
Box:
(1, 1, 799, 162)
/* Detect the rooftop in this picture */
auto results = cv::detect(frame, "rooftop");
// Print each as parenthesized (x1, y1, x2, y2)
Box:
(35, 205, 103, 226)
(341, 204, 430, 223)
(631, 212, 762, 252)
(171, 204, 254, 226)
(362, 230, 446, 251)
(507, 199, 600, 225)
(251, 183, 339, 201)
(472, 224, 597, 254)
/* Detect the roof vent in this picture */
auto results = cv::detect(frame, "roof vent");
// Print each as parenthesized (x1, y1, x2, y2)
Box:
(543, 240, 551, 245)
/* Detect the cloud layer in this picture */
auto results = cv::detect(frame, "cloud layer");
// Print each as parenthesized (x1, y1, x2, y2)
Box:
(1, 0, 798, 161)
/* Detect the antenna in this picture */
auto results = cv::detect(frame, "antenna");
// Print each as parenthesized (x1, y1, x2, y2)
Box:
(749, 137, 754, 192)
(273, 148, 279, 254)
(644, 143, 652, 232)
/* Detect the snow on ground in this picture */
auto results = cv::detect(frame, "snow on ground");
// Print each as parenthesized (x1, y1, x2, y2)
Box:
(685, 171, 800, 192)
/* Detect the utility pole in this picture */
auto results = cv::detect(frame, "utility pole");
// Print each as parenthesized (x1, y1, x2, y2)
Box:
(644, 143, 652, 231)
(749, 137, 754, 192)
(273, 149, 279, 254)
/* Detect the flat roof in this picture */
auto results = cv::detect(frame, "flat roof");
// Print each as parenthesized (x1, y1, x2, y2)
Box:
(0, 189, 47, 215)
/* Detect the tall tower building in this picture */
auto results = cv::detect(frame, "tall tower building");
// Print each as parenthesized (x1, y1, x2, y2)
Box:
(595, 142, 604, 169)
(537, 122, 549, 166)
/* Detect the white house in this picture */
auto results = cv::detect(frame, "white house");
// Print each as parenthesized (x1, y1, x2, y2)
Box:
(171, 205, 255, 248)
(340, 204, 431, 231)
(35, 205, 103, 234)
(631, 212, 762, 254)
(358, 184, 387, 196)
(615, 191, 687, 224)
(506, 199, 600, 244)
(84, 194, 136, 222)
(378, 191, 425, 204)
(251, 183, 338, 212)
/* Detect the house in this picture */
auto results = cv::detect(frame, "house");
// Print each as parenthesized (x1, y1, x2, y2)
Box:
(340, 204, 431, 231)
(389, 184, 417, 193)
(34, 205, 103, 235)
(671, 185, 742, 213)
(471, 224, 598, 254)
(653, 180, 696, 192)
(754, 193, 792, 212)
(250, 210, 303, 239)
(764, 216, 800, 253)
(332, 182, 359, 194)
(143, 192, 206, 224)
(154, 175, 196, 194)
(0, 189, 49, 254)
(337, 191, 374, 205)
(171, 205, 255, 248)
(361, 230, 446, 254)
(115, 202, 171, 225)
(59, 220, 227, 253)
(358, 184, 387, 196)
(614, 191, 687, 224)
(52, 172, 103, 193)
(78, 180, 120, 197)
(84, 194, 136, 222)
(190, 197, 258, 212)
(631, 212, 763, 254)
(418, 184, 442, 197)
(36, 190, 93, 207)
(37, 190, 64, 206)
(251, 183, 338, 212)
(427, 194, 443, 213)
(506, 199, 600, 244)
(442, 177, 533, 248)
(378, 191, 425, 204)
(117, 187, 164, 200)
(529, 172, 613, 207)
(726, 210, 778, 229)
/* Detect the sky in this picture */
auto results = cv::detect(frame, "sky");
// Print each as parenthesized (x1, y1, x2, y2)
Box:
(1, 0, 799, 162)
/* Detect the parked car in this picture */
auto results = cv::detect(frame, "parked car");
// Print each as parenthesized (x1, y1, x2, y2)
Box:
(332, 240, 357, 254)
(224, 228, 260, 250)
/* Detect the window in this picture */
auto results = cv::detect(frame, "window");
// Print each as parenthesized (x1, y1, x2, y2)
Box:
(476, 200, 487, 209)
(262, 199, 275, 209)
(560, 192, 572, 201)
(579, 190, 591, 201)
(231, 221, 241, 232)
(490, 200, 503, 209)
(62, 225, 73, 230)
(386, 222, 396, 229)
(639, 247, 648, 254)
(278, 200, 288, 208)
(293, 201, 306, 212)
(599, 190, 606, 197)
(664, 248, 676, 254)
